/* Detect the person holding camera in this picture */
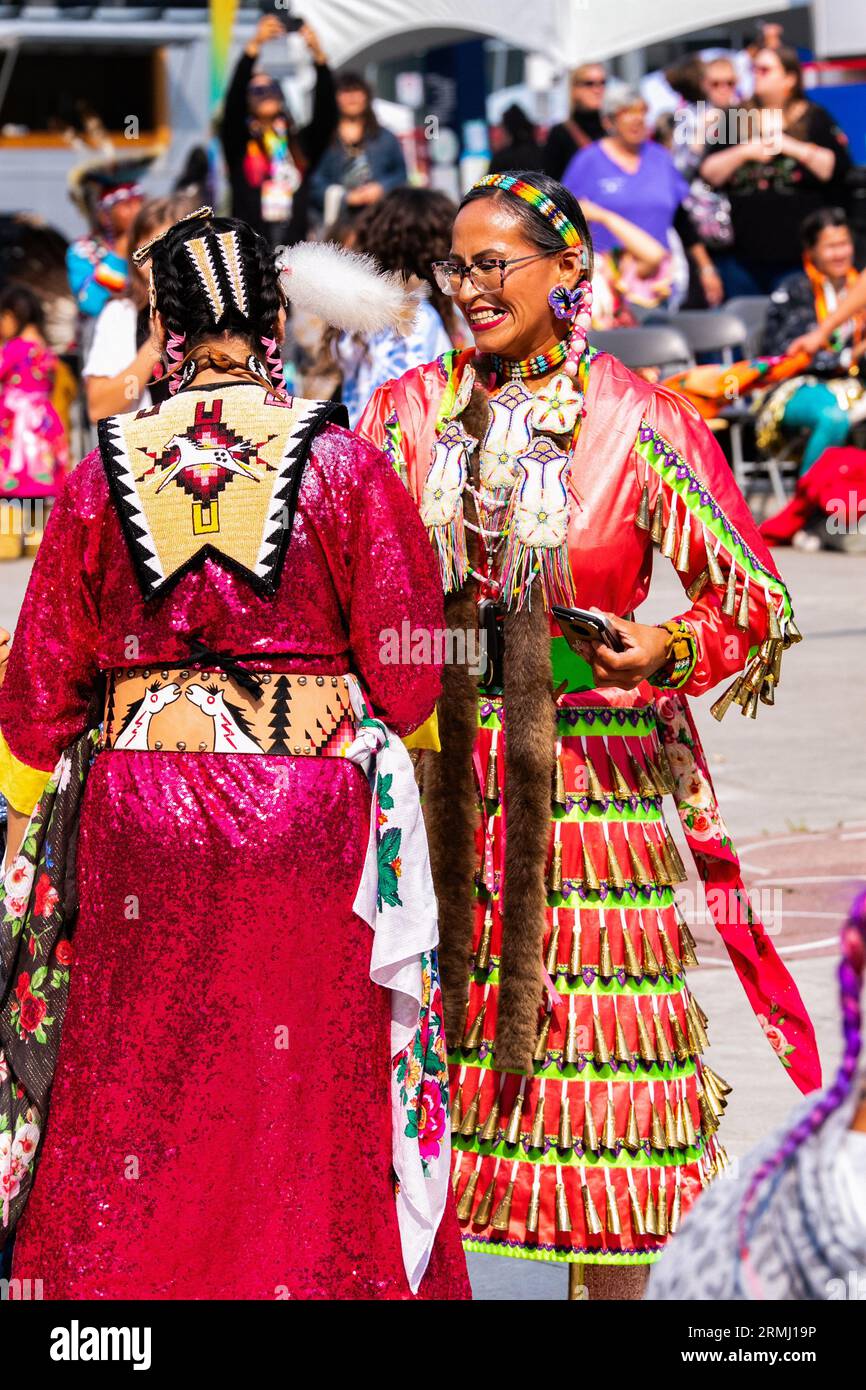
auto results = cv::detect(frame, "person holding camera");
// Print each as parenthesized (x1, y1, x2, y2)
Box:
(221, 13, 337, 245)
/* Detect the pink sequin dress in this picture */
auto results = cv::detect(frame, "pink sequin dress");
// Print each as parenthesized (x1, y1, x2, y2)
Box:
(0, 405, 470, 1300)
(0, 337, 68, 498)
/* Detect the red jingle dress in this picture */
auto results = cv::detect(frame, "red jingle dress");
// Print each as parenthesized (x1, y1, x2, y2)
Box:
(358, 348, 820, 1270)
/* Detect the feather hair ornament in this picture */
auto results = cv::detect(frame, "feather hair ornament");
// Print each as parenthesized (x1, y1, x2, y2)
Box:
(275, 241, 421, 337)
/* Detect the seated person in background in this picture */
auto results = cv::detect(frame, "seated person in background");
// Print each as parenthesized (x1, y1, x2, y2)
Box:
(83, 194, 197, 424)
(756, 207, 865, 478)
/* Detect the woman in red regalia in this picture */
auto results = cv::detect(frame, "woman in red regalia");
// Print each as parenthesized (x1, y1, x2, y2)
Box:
(0, 209, 470, 1300)
(357, 171, 821, 1298)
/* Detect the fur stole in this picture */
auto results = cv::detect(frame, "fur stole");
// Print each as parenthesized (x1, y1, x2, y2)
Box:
(422, 382, 556, 1074)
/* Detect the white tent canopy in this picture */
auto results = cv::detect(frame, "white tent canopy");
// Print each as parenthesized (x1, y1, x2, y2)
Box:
(301, 0, 795, 68)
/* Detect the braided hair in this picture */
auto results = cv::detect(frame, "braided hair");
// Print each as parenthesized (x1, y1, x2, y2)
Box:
(147, 212, 284, 390)
(737, 887, 866, 1294)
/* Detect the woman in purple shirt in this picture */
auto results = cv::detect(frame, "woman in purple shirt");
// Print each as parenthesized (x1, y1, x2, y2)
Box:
(563, 84, 723, 308)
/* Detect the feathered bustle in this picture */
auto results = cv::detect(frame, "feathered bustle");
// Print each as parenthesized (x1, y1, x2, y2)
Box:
(276, 241, 420, 336)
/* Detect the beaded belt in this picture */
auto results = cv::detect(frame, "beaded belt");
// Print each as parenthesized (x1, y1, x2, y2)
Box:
(102, 664, 357, 756)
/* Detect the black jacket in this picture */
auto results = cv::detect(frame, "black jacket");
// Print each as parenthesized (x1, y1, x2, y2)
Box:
(221, 50, 337, 244)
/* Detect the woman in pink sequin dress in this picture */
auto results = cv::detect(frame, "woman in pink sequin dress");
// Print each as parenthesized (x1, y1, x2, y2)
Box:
(0, 212, 470, 1299)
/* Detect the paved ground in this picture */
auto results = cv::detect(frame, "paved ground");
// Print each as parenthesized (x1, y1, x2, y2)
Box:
(1, 542, 863, 1302)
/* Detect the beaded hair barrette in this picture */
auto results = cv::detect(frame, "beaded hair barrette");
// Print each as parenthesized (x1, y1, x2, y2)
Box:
(131, 205, 214, 266)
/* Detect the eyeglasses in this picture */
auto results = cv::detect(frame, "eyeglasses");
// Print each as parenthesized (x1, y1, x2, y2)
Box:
(574, 79, 606, 89)
(431, 251, 558, 296)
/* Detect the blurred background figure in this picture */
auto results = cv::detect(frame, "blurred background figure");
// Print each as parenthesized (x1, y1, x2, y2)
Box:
(221, 13, 336, 246)
(543, 63, 607, 179)
(328, 186, 459, 426)
(82, 194, 198, 424)
(757, 207, 865, 477)
(0, 284, 68, 560)
(0, 216, 76, 357)
(564, 83, 722, 309)
(701, 45, 851, 298)
(646, 891, 866, 1302)
(65, 168, 145, 352)
(488, 103, 546, 174)
(310, 72, 407, 228)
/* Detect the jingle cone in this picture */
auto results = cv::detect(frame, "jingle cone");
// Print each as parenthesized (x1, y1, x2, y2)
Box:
(606, 839, 627, 891)
(664, 828, 689, 882)
(614, 1013, 634, 1068)
(554, 754, 567, 807)
(583, 750, 605, 802)
(463, 1003, 486, 1050)
(533, 1010, 552, 1063)
(722, 558, 738, 618)
(674, 1098, 688, 1148)
(650, 493, 664, 545)
(593, 1012, 611, 1068)
(583, 1095, 599, 1153)
(491, 1177, 516, 1232)
(686, 565, 708, 602)
(669, 1007, 691, 1064)
(581, 842, 601, 894)
(549, 839, 563, 894)
(675, 512, 691, 573)
(504, 1088, 525, 1145)
(622, 918, 643, 977)
(607, 748, 632, 801)
(654, 1013, 674, 1066)
(484, 745, 499, 805)
(736, 575, 751, 630)
(629, 1183, 646, 1236)
(682, 1095, 697, 1147)
(480, 1091, 501, 1142)
(646, 837, 671, 887)
(625, 1101, 641, 1152)
(565, 1007, 581, 1065)
(706, 543, 724, 587)
(660, 927, 681, 979)
(456, 1169, 479, 1221)
(530, 1095, 547, 1150)
(474, 1172, 498, 1226)
(679, 918, 700, 968)
(602, 1094, 617, 1150)
(568, 921, 581, 977)
(664, 1098, 678, 1148)
(636, 1005, 656, 1063)
(656, 1182, 669, 1237)
(460, 1089, 480, 1137)
(641, 926, 661, 979)
(475, 905, 493, 972)
(644, 1182, 658, 1236)
(628, 840, 652, 889)
(599, 919, 614, 978)
(451, 1087, 463, 1133)
(545, 921, 560, 977)
(558, 1094, 574, 1151)
(628, 749, 656, 799)
(525, 1182, 541, 1235)
(556, 1179, 572, 1233)
(606, 1182, 622, 1235)
(636, 482, 651, 530)
(582, 1180, 603, 1236)
(650, 1104, 666, 1150)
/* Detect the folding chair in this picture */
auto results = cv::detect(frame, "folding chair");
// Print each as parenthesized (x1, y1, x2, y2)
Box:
(588, 325, 692, 377)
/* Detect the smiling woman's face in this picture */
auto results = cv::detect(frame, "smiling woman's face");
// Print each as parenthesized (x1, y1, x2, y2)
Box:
(450, 196, 580, 362)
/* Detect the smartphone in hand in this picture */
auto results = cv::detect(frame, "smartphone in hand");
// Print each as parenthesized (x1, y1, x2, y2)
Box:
(551, 605, 624, 653)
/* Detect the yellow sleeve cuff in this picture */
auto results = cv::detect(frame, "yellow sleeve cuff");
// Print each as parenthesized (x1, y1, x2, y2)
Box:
(0, 727, 52, 816)
(403, 707, 441, 752)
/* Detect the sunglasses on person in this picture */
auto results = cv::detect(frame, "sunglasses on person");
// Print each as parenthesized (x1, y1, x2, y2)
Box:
(574, 78, 606, 89)
(431, 251, 559, 296)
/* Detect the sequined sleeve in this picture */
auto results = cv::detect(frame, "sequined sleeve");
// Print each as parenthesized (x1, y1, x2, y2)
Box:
(635, 387, 798, 717)
(309, 428, 443, 738)
(0, 456, 104, 813)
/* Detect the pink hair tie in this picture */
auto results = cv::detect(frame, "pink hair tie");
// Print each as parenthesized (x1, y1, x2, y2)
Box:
(165, 329, 187, 396)
(261, 335, 286, 393)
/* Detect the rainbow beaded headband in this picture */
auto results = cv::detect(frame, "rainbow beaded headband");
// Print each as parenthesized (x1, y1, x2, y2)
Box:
(471, 174, 583, 249)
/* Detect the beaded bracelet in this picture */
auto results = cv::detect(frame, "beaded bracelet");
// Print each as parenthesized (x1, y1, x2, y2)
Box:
(652, 619, 698, 690)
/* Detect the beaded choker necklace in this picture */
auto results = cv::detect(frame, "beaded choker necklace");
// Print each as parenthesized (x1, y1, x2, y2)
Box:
(491, 338, 568, 382)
